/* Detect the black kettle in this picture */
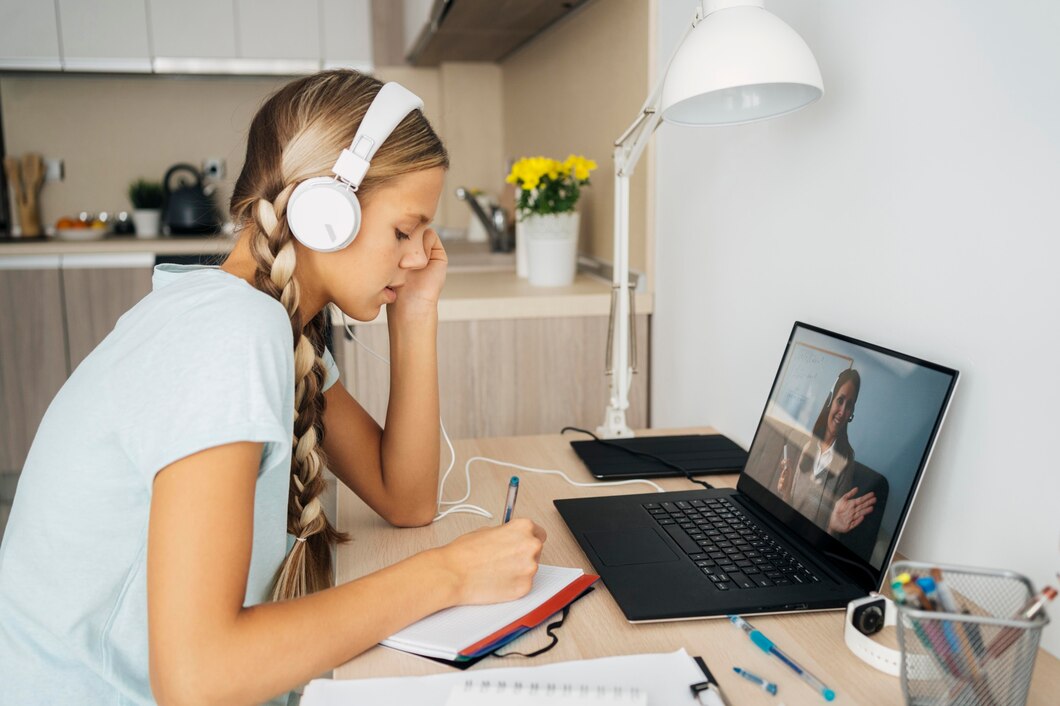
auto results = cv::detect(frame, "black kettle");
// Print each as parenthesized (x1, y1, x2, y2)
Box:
(162, 163, 221, 235)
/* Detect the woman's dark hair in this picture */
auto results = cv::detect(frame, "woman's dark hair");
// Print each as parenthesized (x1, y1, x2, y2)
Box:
(811, 368, 861, 462)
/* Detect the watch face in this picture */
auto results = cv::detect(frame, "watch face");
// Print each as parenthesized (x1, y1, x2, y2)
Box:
(853, 600, 886, 635)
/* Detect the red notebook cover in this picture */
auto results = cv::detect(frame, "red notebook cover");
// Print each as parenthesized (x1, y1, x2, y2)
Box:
(458, 573, 599, 657)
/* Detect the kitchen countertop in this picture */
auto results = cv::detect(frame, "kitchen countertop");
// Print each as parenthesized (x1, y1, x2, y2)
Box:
(0, 235, 234, 256)
(0, 236, 651, 321)
(337, 270, 653, 324)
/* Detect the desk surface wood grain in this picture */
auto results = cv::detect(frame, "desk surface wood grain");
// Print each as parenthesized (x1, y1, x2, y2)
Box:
(334, 428, 1059, 705)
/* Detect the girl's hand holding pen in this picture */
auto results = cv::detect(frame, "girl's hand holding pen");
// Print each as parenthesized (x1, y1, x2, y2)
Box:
(436, 518, 547, 605)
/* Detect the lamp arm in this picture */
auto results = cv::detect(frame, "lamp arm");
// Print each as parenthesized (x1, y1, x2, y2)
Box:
(597, 5, 704, 439)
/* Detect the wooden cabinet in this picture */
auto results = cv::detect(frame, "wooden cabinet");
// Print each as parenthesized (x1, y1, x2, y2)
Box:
(0, 0, 62, 70)
(61, 255, 154, 371)
(333, 315, 650, 439)
(57, 0, 152, 72)
(0, 258, 68, 473)
(0, 254, 153, 471)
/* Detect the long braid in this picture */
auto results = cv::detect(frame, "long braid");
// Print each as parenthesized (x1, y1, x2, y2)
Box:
(246, 188, 348, 601)
(229, 68, 449, 602)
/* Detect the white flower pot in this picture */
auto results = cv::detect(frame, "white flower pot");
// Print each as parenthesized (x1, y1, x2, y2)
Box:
(522, 211, 580, 287)
(131, 209, 161, 239)
(515, 219, 528, 278)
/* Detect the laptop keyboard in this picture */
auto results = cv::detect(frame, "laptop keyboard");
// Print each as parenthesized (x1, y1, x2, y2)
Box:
(643, 497, 821, 592)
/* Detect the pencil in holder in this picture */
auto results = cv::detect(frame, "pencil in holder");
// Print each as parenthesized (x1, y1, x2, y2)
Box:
(889, 561, 1049, 706)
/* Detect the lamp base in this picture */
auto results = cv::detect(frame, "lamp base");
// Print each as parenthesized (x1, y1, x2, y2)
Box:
(597, 406, 635, 439)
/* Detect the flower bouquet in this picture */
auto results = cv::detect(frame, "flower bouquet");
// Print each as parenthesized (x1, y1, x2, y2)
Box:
(505, 155, 597, 286)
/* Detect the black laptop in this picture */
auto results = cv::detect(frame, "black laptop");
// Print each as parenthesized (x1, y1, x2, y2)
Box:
(555, 322, 958, 622)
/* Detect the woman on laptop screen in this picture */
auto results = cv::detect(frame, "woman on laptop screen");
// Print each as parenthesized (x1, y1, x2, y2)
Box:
(776, 369, 878, 536)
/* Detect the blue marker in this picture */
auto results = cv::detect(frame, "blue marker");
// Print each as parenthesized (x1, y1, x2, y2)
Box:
(729, 615, 836, 701)
(501, 476, 519, 524)
(734, 667, 778, 695)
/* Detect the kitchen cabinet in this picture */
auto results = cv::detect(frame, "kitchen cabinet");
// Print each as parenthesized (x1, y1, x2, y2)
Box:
(0, 254, 152, 472)
(334, 314, 650, 439)
(57, 0, 152, 72)
(147, 0, 238, 71)
(407, 0, 592, 66)
(0, 258, 68, 474)
(322, 0, 373, 71)
(61, 254, 154, 371)
(236, 0, 319, 71)
(2, 0, 374, 75)
(0, 0, 62, 70)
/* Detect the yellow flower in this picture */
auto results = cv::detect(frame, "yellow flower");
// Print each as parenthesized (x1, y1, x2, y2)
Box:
(564, 154, 597, 182)
(508, 154, 596, 217)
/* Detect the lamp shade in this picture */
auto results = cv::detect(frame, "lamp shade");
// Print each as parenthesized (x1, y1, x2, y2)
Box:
(660, 1, 823, 126)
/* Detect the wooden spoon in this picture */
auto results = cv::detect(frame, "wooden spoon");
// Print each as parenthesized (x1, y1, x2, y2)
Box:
(17, 153, 44, 236)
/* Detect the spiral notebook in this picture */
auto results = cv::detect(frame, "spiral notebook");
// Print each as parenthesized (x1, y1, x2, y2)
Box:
(302, 649, 710, 706)
(445, 680, 647, 705)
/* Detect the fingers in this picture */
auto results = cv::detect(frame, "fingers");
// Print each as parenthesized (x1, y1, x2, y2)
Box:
(423, 227, 447, 262)
(840, 486, 859, 501)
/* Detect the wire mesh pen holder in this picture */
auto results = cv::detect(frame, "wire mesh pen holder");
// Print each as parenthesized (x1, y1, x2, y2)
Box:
(889, 561, 1049, 706)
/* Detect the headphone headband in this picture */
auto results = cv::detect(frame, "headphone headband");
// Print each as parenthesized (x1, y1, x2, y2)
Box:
(288, 80, 425, 252)
(332, 82, 425, 189)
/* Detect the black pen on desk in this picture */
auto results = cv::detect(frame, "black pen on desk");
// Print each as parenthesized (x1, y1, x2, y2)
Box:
(501, 476, 519, 523)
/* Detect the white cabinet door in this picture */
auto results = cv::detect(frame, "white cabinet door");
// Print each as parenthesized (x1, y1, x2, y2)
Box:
(57, 0, 151, 72)
(322, 0, 372, 71)
(0, 0, 62, 70)
(236, 0, 319, 71)
(148, 0, 237, 72)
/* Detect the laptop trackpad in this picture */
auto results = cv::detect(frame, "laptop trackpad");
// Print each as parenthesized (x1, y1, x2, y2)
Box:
(585, 528, 678, 566)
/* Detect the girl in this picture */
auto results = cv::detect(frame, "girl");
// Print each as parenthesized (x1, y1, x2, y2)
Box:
(0, 70, 546, 705)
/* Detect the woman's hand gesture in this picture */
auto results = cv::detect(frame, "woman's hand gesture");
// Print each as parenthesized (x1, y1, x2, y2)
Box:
(828, 487, 877, 534)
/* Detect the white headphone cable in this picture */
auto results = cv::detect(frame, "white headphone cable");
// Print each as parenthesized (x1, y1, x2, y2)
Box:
(340, 317, 663, 523)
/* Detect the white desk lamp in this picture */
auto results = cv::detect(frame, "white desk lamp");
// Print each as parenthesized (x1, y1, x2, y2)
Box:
(599, 0, 824, 438)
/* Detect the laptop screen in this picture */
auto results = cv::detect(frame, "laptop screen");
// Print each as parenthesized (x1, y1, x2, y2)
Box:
(738, 323, 958, 582)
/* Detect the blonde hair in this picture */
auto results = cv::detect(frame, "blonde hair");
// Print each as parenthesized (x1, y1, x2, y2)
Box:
(230, 70, 448, 601)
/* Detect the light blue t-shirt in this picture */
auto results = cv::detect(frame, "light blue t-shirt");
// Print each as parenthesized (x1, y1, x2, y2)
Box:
(0, 265, 338, 705)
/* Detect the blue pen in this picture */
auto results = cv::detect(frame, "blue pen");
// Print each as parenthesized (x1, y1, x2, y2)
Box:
(733, 667, 778, 695)
(501, 476, 519, 523)
(729, 615, 836, 701)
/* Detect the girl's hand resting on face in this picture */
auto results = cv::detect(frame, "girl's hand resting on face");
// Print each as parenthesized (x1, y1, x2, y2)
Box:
(438, 518, 547, 605)
(396, 227, 447, 314)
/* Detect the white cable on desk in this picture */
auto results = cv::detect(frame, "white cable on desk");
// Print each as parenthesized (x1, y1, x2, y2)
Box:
(342, 319, 664, 523)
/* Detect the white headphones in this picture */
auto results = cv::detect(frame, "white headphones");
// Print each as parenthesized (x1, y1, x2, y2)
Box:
(286, 82, 425, 252)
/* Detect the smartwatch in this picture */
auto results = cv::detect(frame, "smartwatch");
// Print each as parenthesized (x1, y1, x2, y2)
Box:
(844, 594, 901, 676)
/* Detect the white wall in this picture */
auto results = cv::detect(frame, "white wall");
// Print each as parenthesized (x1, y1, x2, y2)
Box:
(653, 0, 1060, 655)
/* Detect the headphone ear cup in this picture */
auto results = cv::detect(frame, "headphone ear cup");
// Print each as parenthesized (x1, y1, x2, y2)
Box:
(286, 177, 362, 252)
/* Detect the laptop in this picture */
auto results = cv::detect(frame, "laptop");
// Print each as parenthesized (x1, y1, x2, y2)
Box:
(555, 322, 959, 621)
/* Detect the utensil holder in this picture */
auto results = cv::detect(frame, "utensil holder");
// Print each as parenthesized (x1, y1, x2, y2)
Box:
(889, 561, 1049, 706)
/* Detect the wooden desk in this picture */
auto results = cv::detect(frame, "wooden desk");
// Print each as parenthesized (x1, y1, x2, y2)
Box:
(334, 429, 1059, 705)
